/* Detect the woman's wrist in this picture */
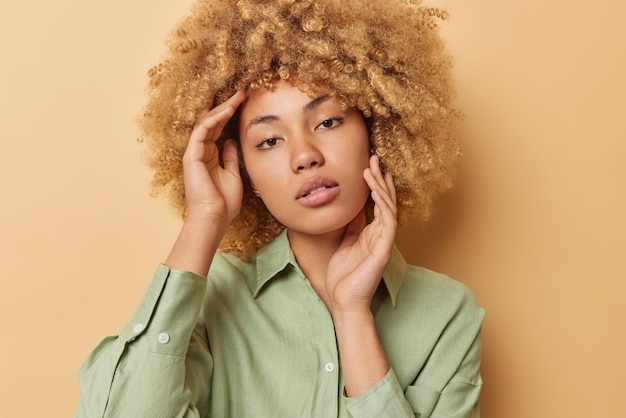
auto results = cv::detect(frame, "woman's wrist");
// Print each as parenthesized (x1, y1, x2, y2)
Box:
(165, 212, 229, 276)
(332, 306, 390, 398)
(331, 305, 375, 330)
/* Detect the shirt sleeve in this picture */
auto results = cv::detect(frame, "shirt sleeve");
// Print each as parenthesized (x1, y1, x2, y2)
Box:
(345, 282, 484, 418)
(343, 350, 482, 418)
(74, 265, 213, 418)
(405, 285, 484, 418)
(404, 331, 483, 418)
(343, 368, 415, 417)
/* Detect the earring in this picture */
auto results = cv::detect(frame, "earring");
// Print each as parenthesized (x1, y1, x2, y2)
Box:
(253, 189, 260, 196)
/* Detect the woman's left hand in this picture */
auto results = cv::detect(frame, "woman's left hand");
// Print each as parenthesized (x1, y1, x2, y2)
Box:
(325, 155, 398, 315)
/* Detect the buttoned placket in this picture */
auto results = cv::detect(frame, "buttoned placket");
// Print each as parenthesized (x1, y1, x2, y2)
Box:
(301, 275, 342, 416)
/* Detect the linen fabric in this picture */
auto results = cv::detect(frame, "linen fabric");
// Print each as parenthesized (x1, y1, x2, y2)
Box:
(75, 230, 484, 417)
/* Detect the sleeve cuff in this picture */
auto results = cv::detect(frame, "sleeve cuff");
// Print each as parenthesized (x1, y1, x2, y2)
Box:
(344, 368, 413, 418)
(119, 264, 207, 356)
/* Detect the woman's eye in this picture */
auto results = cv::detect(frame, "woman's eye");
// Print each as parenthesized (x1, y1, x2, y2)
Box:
(257, 137, 281, 149)
(318, 118, 342, 129)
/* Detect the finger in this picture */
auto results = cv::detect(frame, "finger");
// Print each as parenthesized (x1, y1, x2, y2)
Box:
(368, 155, 388, 192)
(385, 173, 398, 210)
(364, 155, 382, 191)
(371, 188, 395, 221)
(365, 156, 395, 209)
(364, 168, 396, 216)
(222, 139, 241, 178)
(190, 90, 246, 145)
(198, 90, 245, 125)
(194, 96, 215, 122)
(371, 165, 399, 225)
(184, 91, 246, 164)
(205, 90, 246, 138)
(370, 189, 398, 244)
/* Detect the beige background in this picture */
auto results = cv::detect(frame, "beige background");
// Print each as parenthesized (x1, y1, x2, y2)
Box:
(1, 0, 624, 416)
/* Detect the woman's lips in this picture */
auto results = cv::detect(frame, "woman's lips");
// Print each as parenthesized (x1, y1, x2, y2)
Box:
(296, 185, 340, 207)
(296, 177, 340, 207)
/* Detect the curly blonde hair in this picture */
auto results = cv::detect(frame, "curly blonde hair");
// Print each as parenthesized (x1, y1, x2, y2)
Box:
(139, 0, 459, 259)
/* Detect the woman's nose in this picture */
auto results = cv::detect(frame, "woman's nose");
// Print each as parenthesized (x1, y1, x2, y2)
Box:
(291, 136, 324, 172)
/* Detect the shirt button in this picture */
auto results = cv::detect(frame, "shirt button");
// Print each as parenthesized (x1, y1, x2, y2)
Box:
(325, 363, 335, 373)
(132, 323, 144, 333)
(157, 332, 170, 344)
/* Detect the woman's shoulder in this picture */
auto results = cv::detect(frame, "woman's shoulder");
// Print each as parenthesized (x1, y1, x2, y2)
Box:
(405, 264, 475, 297)
(396, 263, 484, 321)
(212, 250, 252, 271)
(207, 250, 256, 290)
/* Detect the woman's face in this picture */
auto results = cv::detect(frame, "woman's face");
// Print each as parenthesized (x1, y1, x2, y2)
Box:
(238, 81, 371, 236)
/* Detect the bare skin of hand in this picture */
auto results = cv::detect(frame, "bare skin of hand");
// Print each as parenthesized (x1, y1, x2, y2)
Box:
(165, 91, 246, 276)
(324, 155, 398, 397)
(183, 90, 247, 224)
(326, 155, 398, 315)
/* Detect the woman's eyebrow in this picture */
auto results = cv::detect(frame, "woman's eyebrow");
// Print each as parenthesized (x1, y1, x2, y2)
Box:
(245, 94, 332, 133)
(303, 94, 331, 112)
(246, 115, 279, 132)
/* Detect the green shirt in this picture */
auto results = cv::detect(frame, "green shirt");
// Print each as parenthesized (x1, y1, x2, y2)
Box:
(75, 230, 484, 417)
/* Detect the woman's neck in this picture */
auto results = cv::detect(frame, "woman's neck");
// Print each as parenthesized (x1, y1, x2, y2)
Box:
(287, 227, 345, 307)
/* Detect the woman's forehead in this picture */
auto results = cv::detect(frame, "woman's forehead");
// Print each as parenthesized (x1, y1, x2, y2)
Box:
(241, 80, 336, 115)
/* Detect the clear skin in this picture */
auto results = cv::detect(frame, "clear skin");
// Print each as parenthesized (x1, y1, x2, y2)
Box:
(165, 81, 398, 398)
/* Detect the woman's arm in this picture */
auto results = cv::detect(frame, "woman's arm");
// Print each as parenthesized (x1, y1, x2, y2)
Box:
(74, 266, 213, 418)
(165, 90, 246, 276)
(326, 156, 483, 417)
(74, 92, 246, 417)
(325, 156, 408, 409)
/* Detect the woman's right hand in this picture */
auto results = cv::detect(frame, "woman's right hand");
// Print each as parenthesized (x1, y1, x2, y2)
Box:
(183, 90, 246, 226)
(165, 91, 246, 276)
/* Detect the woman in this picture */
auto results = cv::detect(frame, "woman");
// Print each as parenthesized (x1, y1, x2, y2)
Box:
(75, 0, 484, 416)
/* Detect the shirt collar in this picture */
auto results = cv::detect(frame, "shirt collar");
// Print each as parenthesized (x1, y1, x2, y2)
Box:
(253, 229, 406, 307)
